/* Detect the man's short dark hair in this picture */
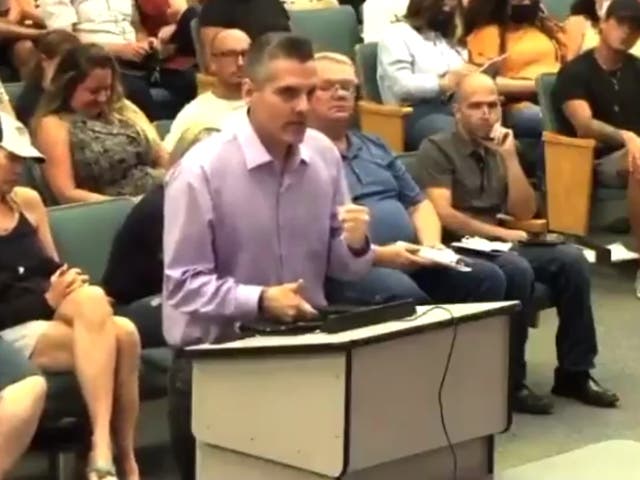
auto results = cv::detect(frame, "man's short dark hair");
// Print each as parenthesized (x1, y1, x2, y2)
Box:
(245, 33, 315, 84)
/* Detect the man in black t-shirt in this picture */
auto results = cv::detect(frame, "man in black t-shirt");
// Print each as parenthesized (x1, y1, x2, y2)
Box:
(198, 0, 290, 71)
(553, 0, 640, 298)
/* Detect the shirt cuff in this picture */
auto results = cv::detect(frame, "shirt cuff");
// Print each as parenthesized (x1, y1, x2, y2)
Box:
(348, 236, 372, 257)
(234, 284, 263, 321)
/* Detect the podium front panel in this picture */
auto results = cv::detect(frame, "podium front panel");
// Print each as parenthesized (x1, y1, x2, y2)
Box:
(347, 313, 510, 471)
(193, 352, 348, 476)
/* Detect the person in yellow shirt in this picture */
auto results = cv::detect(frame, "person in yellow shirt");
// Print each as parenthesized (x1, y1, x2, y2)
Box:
(565, 0, 640, 59)
(163, 28, 249, 151)
(464, 0, 565, 144)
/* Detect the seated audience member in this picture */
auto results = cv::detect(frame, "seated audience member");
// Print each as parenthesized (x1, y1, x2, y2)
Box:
(163, 28, 248, 151)
(14, 29, 81, 126)
(0, 79, 16, 117)
(0, 112, 142, 480)
(164, 34, 372, 480)
(416, 72, 619, 414)
(464, 0, 565, 140)
(0, 339, 46, 480)
(136, 0, 199, 68)
(565, 0, 640, 59)
(362, 0, 409, 42)
(309, 52, 506, 304)
(103, 126, 218, 305)
(377, 0, 476, 151)
(198, 0, 290, 72)
(33, 44, 167, 204)
(553, 0, 640, 296)
(39, 0, 197, 120)
(0, 0, 44, 80)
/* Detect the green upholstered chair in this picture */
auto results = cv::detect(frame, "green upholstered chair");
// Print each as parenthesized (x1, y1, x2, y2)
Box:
(543, 0, 575, 21)
(33, 198, 170, 479)
(355, 42, 412, 152)
(289, 5, 361, 58)
(536, 73, 628, 237)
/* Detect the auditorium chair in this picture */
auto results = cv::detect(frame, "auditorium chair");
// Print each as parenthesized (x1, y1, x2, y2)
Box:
(355, 42, 412, 153)
(29, 198, 170, 480)
(536, 73, 630, 258)
(543, 0, 574, 20)
(289, 5, 361, 59)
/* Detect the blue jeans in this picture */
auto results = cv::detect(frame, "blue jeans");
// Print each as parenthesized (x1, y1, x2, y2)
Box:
(405, 101, 456, 151)
(504, 104, 543, 139)
(470, 244, 598, 389)
(504, 104, 545, 185)
(325, 258, 506, 305)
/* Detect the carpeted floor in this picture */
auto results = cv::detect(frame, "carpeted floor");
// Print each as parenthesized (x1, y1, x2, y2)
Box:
(496, 263, 639, 470)
(11, 264, 639, 479)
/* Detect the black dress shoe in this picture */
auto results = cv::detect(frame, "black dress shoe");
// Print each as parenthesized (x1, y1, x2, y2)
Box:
(552, 370, 620, 408)
(512, 385, 554, 415)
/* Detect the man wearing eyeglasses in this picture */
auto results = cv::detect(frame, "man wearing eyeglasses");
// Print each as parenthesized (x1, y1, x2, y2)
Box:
(308, 52, 507, 307)
(163, 28, 250, 151)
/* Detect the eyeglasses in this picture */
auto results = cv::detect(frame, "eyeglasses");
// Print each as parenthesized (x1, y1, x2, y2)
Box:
(211, 49, 249, 60)
(316, 81, 358, 96)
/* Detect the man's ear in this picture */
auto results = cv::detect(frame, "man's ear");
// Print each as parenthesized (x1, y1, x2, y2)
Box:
(241, 78, 254, 104)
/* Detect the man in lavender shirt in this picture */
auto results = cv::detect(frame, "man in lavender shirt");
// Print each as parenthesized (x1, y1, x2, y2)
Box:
(163, 33, 372, 480)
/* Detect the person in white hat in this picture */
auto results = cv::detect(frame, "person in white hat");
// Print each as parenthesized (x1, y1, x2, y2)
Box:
(0, 111, 143, 480)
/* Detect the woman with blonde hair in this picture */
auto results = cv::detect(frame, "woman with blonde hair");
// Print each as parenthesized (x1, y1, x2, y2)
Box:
(32, 43, 168, 204)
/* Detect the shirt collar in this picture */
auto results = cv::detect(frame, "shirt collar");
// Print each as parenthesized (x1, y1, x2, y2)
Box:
(342, 131, 365, 162)
(236, 111, 311, 170)
(452, 129, 487, 160)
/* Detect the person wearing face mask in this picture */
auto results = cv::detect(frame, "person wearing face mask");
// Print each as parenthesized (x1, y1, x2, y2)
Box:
(377, 0, 477, 151)
(463, 0, 565, 167)
(565, 0, 640, 59)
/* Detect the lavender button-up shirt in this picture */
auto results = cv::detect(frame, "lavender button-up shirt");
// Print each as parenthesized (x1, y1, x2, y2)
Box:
(162, 113, 373, 347)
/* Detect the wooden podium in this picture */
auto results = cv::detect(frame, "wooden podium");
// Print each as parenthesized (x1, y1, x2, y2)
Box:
(186, 302, 518, 480)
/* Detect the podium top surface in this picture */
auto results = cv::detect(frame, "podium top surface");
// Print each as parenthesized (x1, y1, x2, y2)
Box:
(185, 301, 518, 358)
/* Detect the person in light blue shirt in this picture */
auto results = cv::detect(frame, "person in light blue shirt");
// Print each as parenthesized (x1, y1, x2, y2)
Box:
(377, 0, 475, 150)
(309, 51, 507, 305)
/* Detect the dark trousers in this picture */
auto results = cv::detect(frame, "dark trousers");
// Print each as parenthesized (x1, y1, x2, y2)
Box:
(471, 244, 598, 389)
(120, 67, 197, 121)
(405, 101, 456, 151)
(114, 295, 166, 349)
(168, 354, 195, 480)
(325, 258, 506, 305)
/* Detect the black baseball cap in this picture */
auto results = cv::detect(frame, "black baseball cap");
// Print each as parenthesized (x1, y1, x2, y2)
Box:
(605, 0, 640, 22)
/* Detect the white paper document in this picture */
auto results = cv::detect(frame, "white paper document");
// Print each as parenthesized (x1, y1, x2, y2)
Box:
(419, 246, 472, 271)
(450, 236, 513, 254)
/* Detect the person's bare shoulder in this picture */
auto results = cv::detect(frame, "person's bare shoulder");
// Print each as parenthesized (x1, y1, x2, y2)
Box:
(34, 114, 69, 137)
(12, 186, 46, 225)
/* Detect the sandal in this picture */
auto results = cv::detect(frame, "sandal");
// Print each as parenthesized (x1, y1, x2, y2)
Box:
(87, 463, 118, 480)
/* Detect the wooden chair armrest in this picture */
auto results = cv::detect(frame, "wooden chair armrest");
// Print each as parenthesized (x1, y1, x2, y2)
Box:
(358, 100, 413, 117)
(497, 214, 548, 233)
(542, 131, 596, 149)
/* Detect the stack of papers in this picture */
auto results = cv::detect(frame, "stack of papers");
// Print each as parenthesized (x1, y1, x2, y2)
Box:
(450, 236, 512, 254)
(419, 246, 472, 272)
